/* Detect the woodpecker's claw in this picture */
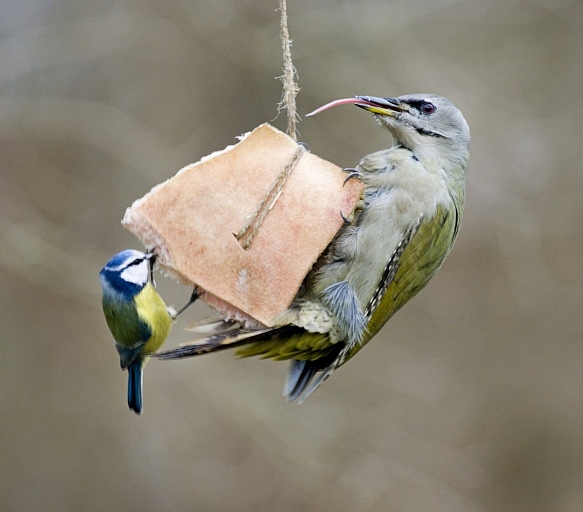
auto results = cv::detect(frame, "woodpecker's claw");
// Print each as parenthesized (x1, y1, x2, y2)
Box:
(343, 168, 362, 186)
(340, 210, 352, 225)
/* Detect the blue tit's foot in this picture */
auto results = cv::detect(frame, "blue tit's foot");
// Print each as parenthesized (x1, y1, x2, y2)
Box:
(174, 288, 199, 317)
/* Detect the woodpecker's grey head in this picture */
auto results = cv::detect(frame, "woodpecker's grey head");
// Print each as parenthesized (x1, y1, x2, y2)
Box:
(308, 94, 470, 172)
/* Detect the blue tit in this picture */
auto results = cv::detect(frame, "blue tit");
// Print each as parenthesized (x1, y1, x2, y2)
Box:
(99, 249, 173, 414)
(156, 94, 470, 403)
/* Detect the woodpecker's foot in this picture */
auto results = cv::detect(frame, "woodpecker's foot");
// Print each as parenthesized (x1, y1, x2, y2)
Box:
(343, 168, 362, 186)
(297, 141, 310, 152)
(174, 288, 199, 317)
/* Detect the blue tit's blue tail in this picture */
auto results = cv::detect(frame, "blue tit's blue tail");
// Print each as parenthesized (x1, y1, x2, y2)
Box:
(127, 359, 143, 414)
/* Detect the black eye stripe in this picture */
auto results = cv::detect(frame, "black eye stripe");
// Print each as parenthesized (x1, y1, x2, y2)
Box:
(407, 100, 424, 109)
(406, 100, 436, 114)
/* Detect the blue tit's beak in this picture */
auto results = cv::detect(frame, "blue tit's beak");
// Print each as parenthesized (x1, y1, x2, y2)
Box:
(145, 252, 156, 281)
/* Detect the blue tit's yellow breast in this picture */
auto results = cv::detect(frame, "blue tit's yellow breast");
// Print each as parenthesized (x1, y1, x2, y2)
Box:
(134, 283, 173, 354)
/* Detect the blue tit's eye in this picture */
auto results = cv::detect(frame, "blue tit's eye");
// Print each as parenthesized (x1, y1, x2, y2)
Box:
(129, 258, 143, 266)
(420, 102, 436, 115)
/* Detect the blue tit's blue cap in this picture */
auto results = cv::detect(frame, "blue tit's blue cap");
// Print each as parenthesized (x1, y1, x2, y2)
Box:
(104, 249, 149, 272)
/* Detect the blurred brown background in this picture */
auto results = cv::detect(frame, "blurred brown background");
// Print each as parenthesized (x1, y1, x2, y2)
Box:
(1, 0, 582, 511)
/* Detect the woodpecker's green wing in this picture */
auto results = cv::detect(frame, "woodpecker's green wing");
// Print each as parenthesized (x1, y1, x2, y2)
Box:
(348, 201, 461, 359)
(116, 341, 147, 369)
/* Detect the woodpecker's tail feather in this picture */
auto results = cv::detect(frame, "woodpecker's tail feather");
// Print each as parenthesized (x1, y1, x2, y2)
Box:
(185, 316, 240, 335)
(283, 345, 345, 403)
(154, 324, 345, 403)
(294, 362, 336, 403)
(153, 327, 279, 360)
(283, 359, 318, 402)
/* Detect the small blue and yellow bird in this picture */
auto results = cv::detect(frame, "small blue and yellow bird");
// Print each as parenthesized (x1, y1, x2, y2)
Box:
(99, 249, 174, 414)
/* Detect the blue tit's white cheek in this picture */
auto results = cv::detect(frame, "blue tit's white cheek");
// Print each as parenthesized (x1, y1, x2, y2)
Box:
(121, 261, 149, 285)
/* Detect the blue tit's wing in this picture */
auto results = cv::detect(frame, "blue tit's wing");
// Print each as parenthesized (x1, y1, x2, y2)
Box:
(116, 341, 147, 369)
(102, 299, 151, 342)
(102, 298, 152, 369)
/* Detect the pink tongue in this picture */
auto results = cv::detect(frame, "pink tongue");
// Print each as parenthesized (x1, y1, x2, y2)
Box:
(306, 97, 374, 116)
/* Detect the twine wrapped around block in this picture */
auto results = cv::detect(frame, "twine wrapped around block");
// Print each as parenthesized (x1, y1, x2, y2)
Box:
(235, 144, 306, 250)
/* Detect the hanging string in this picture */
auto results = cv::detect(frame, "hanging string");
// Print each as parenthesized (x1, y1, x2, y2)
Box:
(277, 0, 299, 141)
(234, 1, 303, 250)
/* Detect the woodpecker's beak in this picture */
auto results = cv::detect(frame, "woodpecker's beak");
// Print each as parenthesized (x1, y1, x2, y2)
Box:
(306, 96, 405, 117)
(353, 96, 405, 117)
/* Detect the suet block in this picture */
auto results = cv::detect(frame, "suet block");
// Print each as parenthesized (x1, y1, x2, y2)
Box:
(122, 123, 364, 326)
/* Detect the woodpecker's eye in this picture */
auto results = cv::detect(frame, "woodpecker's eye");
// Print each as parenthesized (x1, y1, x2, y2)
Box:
(420, 102, 436, 115)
